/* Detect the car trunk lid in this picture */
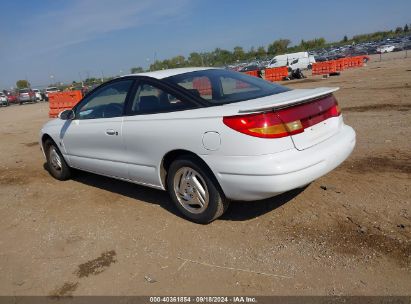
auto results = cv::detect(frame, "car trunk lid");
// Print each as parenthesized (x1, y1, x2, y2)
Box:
(225, 87, 342, 151)
(275, 94, 342, 150)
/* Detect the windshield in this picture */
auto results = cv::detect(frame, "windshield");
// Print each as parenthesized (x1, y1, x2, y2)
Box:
(46, 87, 58, 92)
(19, 89, 29, 93)
(165, 69, 290, 105)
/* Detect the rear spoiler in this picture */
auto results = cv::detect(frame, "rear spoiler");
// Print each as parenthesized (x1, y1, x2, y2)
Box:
(238, 87, 339, 113)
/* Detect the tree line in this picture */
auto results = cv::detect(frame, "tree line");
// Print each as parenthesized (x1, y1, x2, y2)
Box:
(13, 24, 411, 89)
(130, 24, 411, 73)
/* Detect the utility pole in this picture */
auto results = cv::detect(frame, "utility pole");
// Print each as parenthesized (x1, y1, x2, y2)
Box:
(78, 72, 83, 87)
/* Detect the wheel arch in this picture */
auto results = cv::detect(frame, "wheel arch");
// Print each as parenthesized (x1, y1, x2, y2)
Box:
(41, 133, 57, 149)
(41, 133, 66, 161)
(160, 149, 225, 198)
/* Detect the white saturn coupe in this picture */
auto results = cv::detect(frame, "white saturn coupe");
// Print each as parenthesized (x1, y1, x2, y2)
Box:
(40, 68, 355, 223)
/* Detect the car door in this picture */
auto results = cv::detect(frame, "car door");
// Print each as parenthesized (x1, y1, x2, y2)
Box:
(61, 79, 134, 178)
(122, 80, 198, 187)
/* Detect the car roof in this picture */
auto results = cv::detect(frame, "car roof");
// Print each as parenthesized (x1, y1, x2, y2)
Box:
(124, 67, 214, 79)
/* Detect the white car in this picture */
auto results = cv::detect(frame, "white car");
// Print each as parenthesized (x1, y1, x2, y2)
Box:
(32, 89, 42, 101)
(45, 87, 59, 100)
(0, 92, 9, 106)
(377, 45, 395, 53)
(39, 68, 355, 223)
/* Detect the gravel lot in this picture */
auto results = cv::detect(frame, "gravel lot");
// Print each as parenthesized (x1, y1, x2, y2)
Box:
(0, 52, 410, 296)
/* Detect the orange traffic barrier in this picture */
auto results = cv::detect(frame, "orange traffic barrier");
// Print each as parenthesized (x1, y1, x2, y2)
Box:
(48, 90, 83, 118)
(264, 67, 289, 82)
(311, 55, 367, 77)
(335, 58, 346, 72)
(193, 77, 212, 97)
(346, 56, 364, 68)
(242, 70, 259, 77)
(312, 61, 337, 76)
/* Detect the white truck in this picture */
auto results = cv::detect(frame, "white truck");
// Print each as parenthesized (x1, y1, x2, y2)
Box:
(267, 51, 316, 70)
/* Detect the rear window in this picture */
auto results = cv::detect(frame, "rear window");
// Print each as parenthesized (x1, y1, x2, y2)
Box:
(19, 89, 29, 93)
(165, 69, 290, 105)
(46, 87, 58, 92)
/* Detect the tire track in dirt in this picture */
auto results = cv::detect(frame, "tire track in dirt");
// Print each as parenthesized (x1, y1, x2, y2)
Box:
(0, 166, 49, 186)
(340, 153, 411, 175)
(287, 219, 410, 267)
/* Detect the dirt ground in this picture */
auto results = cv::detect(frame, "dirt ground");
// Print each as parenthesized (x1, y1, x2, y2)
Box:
(0, 52, 410, 296)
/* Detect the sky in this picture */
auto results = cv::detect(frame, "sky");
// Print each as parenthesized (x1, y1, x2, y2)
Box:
(1, 0, 410, 88)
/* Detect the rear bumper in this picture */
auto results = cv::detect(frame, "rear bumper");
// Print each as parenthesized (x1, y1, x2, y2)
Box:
(202, 125, 356, 201)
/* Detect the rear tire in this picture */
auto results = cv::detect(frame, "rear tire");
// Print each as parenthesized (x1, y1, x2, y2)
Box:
(45, 139, 71, 181)
(167, 156, 229, 224)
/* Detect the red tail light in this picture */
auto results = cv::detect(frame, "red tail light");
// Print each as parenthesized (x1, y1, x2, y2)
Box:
(223, 94, 341, 139)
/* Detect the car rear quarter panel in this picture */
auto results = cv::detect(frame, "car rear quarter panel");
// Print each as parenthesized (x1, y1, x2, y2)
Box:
(122, 107, 295, 188)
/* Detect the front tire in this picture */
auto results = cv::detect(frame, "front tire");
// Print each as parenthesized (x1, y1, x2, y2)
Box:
(167, 156, 229, 224)
(45, 139, 71, 180)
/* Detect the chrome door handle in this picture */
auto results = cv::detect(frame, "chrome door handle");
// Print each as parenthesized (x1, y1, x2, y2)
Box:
(106, 129, 118, 136)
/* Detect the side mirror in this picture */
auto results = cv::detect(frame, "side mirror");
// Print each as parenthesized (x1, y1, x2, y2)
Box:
(58, 109, 75, 120)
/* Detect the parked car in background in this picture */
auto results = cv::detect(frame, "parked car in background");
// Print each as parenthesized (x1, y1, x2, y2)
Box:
(239, 64, 262, 72)
(40, 67, 355, 223)
(4, 90, 18, 104)
(18, 88, 37, 104)
(32, 89, 42, 101)
(45, 87, 60, 101)
(376, 45, 395, 53)
(0, 92, 9, 106)
(40, 89, 47, 101)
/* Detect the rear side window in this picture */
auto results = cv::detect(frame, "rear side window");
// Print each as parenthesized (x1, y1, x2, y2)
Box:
(129, 82, 195, 115)
(176, 76, 213, 100)
(220, 76, 259, 95)
(166, 69, 290, 105)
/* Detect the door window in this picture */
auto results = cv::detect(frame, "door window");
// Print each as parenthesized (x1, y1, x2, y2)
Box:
(76, 80, 133, 119)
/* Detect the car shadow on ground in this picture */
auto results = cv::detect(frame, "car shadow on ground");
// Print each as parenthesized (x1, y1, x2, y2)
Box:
(44, 164, 307, 222)
(221, 187, 307, 221)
